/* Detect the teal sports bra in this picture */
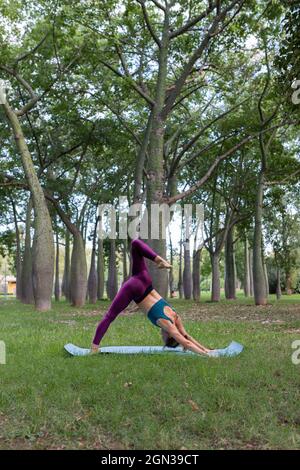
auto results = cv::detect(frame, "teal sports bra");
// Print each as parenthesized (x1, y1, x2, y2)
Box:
(147, 298, 175, 328)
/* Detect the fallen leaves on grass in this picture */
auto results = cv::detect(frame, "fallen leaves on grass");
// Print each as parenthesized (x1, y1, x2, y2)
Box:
(187, 400, 200, 411)
(124, 382, 133, 388)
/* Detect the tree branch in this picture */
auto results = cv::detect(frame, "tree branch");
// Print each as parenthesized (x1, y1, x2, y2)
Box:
(209, 0, 246, 37)
(167, 136, 252, 205)
(265, 168, 300, 186)
(166, 118, 300, 205)
(0, 50, 83, 117)
(162, 1, 245, 118)
(98, 58, 155, 106)
(175, 131, 237, 173)
(136, 0, 161, 47)
(40, 141, 85, 174)
(174, 98, 249, 165)
(100, 98, 142, 146)
(0, 65, 36, 98)
(14, 31, 50, 65)
(149, 0, 166, 11)
(169, 1, 218, 39)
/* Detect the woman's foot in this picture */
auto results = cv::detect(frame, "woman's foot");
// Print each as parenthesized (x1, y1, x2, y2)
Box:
(90, 344, 100, 354)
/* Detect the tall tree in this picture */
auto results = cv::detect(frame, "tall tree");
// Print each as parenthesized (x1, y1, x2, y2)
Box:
(88, 216, 99, 304)
(21, 196, 34, 304)
(1, 95, 54, 310)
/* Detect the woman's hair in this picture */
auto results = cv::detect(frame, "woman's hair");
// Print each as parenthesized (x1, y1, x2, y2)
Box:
(161, 329, 179, 348)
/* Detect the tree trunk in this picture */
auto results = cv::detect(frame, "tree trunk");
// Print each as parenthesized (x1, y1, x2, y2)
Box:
(225, 226, 236, 300)
(88, 217, 98, 304)
(49, 198, 87, 307)
(147, 238, 168, 297)
(178, 239, 183, 299)
(249, 247, 254, 296)
(168, 234, 174, 297)
(62, 229, 71, 300)
(21, 197, 34, 304)
(54, 223, 60, 301)
(263, 257, 269, 297)
(210, 252, 220, 302)
(243, 237, 251, 297)
(183, 241, 192, 299)
(83, 217, 89, 247)
(133, 110, 153, 203)
(253, 172, 267, 305)
(276, 268, 282, 300)
(286, 271, 293, 295)
(97, 236, 104, 300)
(3, 101, 54, 311)
(70, 232, 87, 307)
(88, 247, 98, 304)
(145, 22, 170, 298)
(122, 239, 128, 282)
(11, 198, 22, 300)
(107, 239, 118, 300)
(193, 248, 201, 301)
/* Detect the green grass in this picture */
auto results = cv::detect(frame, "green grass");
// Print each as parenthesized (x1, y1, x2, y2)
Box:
(0, 295, 300, 450)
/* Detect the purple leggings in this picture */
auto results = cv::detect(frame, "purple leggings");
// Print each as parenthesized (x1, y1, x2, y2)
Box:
(92, 239, 157, 345)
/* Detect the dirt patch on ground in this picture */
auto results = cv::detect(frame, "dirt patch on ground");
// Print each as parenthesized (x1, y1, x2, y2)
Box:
(0, 436, 125, 450)
(0, 410, 125, 450)
(48, 319, 78, 325)
(0, 413, 9, 430)
(54, 300, 300, 324)
(177, 302, 300, 323)
(65, 310, 101, 318)
(57, 304, 141, 320)
(0, 425, 125, 450)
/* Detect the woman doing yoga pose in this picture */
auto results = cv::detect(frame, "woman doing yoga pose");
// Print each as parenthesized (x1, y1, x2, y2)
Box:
(91, 238, 212, 355)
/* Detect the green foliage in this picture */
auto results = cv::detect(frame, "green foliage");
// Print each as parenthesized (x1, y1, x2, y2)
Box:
(265, 188, 300, 290)
(275, 2, 300, 111)
(0, 0, 299, 287)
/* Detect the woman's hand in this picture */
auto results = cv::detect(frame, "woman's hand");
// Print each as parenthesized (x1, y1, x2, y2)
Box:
(154, 256, 172, 270)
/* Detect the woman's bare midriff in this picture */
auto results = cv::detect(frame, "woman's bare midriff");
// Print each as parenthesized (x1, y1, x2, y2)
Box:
(137, 289, 177, 322)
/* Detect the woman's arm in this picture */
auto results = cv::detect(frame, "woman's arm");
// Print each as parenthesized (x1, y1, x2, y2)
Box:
(175, 315, 211, 353)
(158, 320, 209, 355)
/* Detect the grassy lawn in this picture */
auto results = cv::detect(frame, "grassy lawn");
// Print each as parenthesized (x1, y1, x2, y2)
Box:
(0, 293, 300, 450)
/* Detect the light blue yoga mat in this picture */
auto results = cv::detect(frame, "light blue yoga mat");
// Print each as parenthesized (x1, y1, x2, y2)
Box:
(64, 341, 243, 358)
